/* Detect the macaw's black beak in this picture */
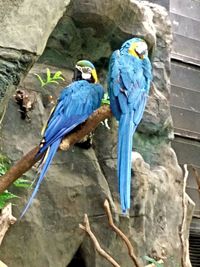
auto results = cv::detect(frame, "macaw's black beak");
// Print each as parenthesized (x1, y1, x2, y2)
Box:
(72, 68, 82, 82)
(138, 50, 147, 59)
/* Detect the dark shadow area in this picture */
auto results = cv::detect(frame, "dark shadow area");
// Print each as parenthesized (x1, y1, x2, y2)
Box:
(189, 228, 200, 267)
(67, 247, 87, 267)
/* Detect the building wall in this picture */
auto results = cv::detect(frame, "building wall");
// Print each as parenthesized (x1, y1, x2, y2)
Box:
(170, 0, 200, 219)
(151, 0, 200, 267)
(151, 0, 200, 218)
(150, 0, 200, 265)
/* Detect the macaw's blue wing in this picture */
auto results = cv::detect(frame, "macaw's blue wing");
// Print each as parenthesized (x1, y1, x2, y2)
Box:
(107, 50, 122, 120)
(108, 48, 152, 213)
(20, 80, 104, 218)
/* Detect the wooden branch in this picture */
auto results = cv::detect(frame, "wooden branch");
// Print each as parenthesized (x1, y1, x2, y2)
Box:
(60, 104, 112, 150)
(104, 200, 142, 267)
(0, 146, 40, 194)
(79, 214, 120, 267)
(0, 105, 112, 193)
(0, 203, 16, 245)
(180, 164, 188, 267)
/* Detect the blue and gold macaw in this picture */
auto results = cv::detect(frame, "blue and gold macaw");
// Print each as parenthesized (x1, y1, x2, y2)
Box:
(108, 38, 152, 213)
(20, 60, 104, 217)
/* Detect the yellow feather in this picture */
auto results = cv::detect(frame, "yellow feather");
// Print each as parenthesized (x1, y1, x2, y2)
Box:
(41, 105, 56, 136)
(91, 69, 98, 83)
(128, 42, 139, 58)
(37, 146, 50, 173)
(43, 146, 50, 163)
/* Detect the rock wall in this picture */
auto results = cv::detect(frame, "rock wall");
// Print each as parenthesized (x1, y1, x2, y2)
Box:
(0, 0, 70, 117)
(0, 1, 194, 267)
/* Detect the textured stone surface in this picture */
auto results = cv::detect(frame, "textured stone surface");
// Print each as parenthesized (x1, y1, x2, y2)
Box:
(0, 0, 70, 55)
(39, 0, 156, 70)
(0, 48, 36, 117)
(0, 1, 193, 267)
(0, 0, 71, 119)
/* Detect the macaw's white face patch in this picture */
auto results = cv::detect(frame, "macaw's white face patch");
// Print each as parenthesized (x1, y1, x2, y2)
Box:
(135, 41, 148, 56)
(76, 65, 92, 80)
(82, 72, 92, 79)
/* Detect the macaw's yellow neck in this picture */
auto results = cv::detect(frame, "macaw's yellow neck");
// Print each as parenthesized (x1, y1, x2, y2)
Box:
(91, 69, 98, 83)
(128, 42, 140, 59)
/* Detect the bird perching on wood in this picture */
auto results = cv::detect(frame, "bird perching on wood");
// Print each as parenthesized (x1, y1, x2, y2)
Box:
(108, 38, 152, 213)
(20, 60, 104, 218)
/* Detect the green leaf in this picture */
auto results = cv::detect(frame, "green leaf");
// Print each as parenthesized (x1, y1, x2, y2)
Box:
(49, 80, 59, 85)
(54, 76, 65, 81)
(14, 178, 32, 188)
(46, 68, 52, 83)
(53, 71, 61, 78)
(34, 73, 45, 87)
(101, 99, 110, 105)
(101, 92, 110, 105)
(0, 190, 18, 209)
(144, 256, 164, 267)
(0, 163, 7, 176)
(53, 71, 65, 81)
(35, 69, 65, 88)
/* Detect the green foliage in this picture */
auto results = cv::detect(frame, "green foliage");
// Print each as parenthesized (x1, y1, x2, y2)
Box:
(101, 92, 110, 105)
(144, 256, 164, 267)
(13, 178, 32, 188)
(0, 155, 10, 176)
(0, 190, 18, 209)
(35, 68, 65, 87)
(0, 156, 31, 209)
(0, 163, 8, 176)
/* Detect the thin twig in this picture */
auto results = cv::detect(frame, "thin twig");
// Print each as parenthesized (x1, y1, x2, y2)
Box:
(0, 105, 7, 126)
(104, 200, 142, 267)
(0, 105, 112, 193)
(79, 214, 120, 267)
(180, 164, 188, 267)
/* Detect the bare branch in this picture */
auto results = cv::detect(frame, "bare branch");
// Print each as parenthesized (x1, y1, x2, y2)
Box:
(0, 105, 112, 193)
(104, 200, 142, 267)
(79, 214, 120, 267)
(0, 203, 16, 245)
(180, 164, 189, 267)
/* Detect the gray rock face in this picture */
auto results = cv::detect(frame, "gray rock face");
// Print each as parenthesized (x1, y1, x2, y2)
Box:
(0, 0, 70, 55)
(0, 0, 70, 118)
(0, 48, 36, 118)
(0, 1, 193, 267)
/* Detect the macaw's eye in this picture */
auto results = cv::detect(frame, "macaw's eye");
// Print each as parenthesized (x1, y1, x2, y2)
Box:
(81, 67, 92, 73)
(76, 65, 92, 74)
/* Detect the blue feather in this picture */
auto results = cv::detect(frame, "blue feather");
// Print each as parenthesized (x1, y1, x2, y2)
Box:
(108, 38, 152, 213)
(20, 80, 104, 217)
(20, 139, 61, 218)
(118, 112, 134, 211)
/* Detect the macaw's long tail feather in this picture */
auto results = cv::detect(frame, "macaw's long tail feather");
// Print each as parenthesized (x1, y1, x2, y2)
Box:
(118, 112, 134, 213)
(19, 138, 61, 219)
(37, 114, 89, 156)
